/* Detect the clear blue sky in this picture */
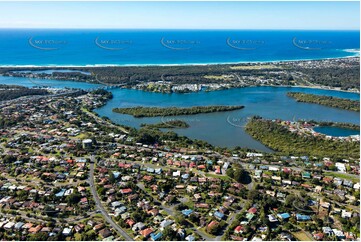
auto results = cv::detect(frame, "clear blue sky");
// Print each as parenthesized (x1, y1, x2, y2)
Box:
(0, 1, 359, 30)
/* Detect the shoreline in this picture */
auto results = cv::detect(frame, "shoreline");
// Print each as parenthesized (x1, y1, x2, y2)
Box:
(0, 54, 359, 68)
(271, 85, 360, 94)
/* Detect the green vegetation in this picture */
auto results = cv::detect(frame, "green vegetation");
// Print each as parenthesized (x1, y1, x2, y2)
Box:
(140, 120, 190, 129)
(317, 121, 360, 130)
(113, 105, 244, 117)
(323, 172, 359, 183)
(287, 92, 360, 112)
(245, 117, 360, 158)
(0, 84, 49, 101)
(226, 166, 252, 184)
(1, 58, 359, 91)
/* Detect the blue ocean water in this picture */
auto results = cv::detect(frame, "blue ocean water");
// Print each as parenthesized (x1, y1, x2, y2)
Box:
(0, 29, 359, 66)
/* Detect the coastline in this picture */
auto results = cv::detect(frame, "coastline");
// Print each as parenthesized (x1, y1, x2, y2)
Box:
(0, 52, 359, 68)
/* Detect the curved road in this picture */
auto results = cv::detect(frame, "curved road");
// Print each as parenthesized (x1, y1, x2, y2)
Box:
(89, 162, 133, 241)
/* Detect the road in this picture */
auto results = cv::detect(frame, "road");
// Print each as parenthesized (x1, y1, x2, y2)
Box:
(136, 183, 176, 217)
(88, 162, 133, 241)
(136, 183, 219, 241)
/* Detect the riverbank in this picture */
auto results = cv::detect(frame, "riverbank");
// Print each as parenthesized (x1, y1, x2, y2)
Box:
(287, 92, 360, 111)
(245, 117, 360, 158)
(1, 56, 359, 94)
(113, 105, 245, 118)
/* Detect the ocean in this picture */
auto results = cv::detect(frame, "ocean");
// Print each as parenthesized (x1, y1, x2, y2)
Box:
(0, 29, 359, 66)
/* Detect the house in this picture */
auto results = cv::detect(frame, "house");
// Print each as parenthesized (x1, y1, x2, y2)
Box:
(99, 228, 112, 238)
(87, 220, 96, 227)
(125, 219, 135, 228)
(62, 227, 73, 236)
(111, 201, 122, 208)
(94, 223, 105, 232)
(302, 172, 311, 179)
(231, 235, 244, 241)
(120, 188, 132, 194)
(332, 229, 345, 239)
(322, 227, 333, 236)
(29, 225, 43, 233)
(74, 224, 85, 233)
(160, 220, 174, 230)
(248, 207, 257, 214)
(132, 222, 145, 231)
(341, 210, 352, 218)
(277, 213, 290, 220)
(185, 235, 195, 241)
(268, 214, 278, 222)
(14, 222, 24, 230)
(314, 186, 323, 193)
(182, 209, 193, 217)
(313, 233, 324, 240)
(150, 232, 163, 241)
(3, 222, 15, 230)
(141, 228, 154, 238)
(234, 225, 244, 234)
(335, 163, 346, 172)
(214, 211, 225, 220)
(296, 214, 311, 221)
(207, 221, 219, 230)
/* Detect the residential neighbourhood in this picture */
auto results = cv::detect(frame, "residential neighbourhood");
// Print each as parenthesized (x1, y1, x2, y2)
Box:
(0, 89, 359, 241)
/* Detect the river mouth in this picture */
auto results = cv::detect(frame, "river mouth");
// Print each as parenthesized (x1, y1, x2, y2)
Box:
(313, 126, 360, 137)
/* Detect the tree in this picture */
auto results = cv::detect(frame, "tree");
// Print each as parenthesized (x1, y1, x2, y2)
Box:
(108, 171, 115, 184)
(66, 193, 81, 205)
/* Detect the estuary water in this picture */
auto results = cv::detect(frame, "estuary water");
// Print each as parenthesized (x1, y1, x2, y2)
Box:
(0, 76, 359, 151)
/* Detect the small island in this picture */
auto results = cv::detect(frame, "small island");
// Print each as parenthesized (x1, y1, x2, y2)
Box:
(287, 92, 360, 112)
(113, 105, 245, 117)
(141, 120, 190, 129)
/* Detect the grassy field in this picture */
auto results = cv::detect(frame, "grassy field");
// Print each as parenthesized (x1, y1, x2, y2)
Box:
(292, 231, 314, 241)
(203, 75, 234, 80)
(323, 171, 359, 183)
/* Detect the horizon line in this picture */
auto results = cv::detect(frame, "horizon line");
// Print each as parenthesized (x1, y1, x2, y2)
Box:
(0, 27, 359, 31)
